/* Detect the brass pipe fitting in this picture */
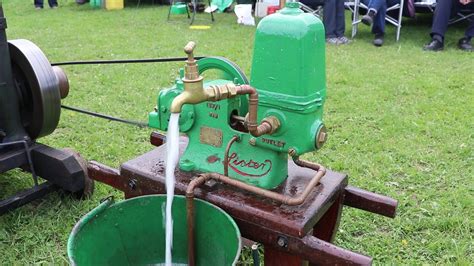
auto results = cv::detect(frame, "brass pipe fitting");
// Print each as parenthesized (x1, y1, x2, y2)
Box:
(170, 41, 205, 113)
(171, 42, 243, 113)
(170, 45, 280, 138)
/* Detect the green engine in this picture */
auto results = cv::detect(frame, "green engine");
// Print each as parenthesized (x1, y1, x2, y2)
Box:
(149, 2, 327, 189)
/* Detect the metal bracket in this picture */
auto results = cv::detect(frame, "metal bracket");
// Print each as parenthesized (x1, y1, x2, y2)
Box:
(0, 139, 38, 186)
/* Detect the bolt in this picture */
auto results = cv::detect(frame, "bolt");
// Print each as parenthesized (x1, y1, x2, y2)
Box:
(288, 148, 297, 157)
(277, 236, 288, 247)
(204, 179, 218, 189)
(318, 132, 327, 143)
(315, 125, 328, 149)
(128, 179, 137, 190)
(249, 138, 256, 146)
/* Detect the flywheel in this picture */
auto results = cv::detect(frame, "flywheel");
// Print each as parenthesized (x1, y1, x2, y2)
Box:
(8, 39, 68, 140)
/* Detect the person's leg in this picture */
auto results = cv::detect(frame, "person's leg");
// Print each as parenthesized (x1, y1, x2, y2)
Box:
(463, 3, 474, 39)
(34, 0, 44, 8)
(371, 0, 386, 35)
(48, 0, 58, 7)
(323, 0, 337, 38)
(458, 3, 474, 51)
(361, 0, 383, 26)
(367, 0, 384, 12)
(430, 0, 455, 41)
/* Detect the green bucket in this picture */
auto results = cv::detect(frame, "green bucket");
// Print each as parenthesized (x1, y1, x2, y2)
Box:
(68, 195, 241, 265)
(170, 3, 188, 14)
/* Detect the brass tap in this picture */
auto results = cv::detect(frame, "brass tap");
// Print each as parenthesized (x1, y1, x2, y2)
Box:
(170, 41, 239, 113)
(170, 41, 206, 113)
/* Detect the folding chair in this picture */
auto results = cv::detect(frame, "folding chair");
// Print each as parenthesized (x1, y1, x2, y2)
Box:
(413, 0, 435, 12)
(414, 0, 474, 25)
(299, 0, 324, 18)
(449, 5, 474, 25)
(167, 0, 214, 25)
(348, 0, 404, 41)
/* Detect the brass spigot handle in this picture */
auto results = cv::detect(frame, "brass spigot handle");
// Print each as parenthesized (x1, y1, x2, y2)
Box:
(183, 41, 199, 80)
(184, 41, 196, 62)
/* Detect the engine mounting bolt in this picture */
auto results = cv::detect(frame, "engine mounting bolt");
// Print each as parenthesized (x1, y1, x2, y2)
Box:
(315, 125, 328, 149)
(128, 179, 137, 190)
(249, 138, 256, 146)
(277, 236, 288, 247)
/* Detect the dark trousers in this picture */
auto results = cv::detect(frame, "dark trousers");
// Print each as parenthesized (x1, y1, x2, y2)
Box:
(34, 0, 58, 8)
(431, 0, 474, 39)
(323, 0, 346, 38)
(362, 0, 400, 34)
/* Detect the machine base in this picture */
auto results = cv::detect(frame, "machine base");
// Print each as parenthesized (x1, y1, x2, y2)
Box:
(0, 142, 92, 215)
(88, 132, 397, 265)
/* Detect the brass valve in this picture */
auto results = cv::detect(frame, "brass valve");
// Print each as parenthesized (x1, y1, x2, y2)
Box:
(183, 41, 200, 81)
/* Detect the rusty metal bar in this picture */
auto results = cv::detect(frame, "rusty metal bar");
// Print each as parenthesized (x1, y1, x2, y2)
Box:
(237, 216, 372, 265)
(300, 235, 372, 265)
(343, 186, 398, 218)
(87, 161, 128, 192)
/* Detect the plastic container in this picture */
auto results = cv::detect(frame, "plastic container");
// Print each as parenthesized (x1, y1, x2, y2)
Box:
(89, 0, 102, 8)
(171, 2, 188, 14)
(266, 5, 280, 14)
(105, 0, 124, 10)
(68, 195, 241, 265)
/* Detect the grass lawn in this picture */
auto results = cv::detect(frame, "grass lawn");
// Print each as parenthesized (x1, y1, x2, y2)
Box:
(0, 0, 473, 264)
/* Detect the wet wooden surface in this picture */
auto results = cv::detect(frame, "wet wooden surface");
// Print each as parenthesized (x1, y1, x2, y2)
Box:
(120, 137, 348, 238)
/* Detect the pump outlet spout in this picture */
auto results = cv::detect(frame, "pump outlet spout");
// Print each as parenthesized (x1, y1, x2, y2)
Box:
(170, 42, 240, 113)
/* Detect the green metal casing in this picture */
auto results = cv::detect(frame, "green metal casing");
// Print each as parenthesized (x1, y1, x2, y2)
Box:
(149, 3, 326, 189)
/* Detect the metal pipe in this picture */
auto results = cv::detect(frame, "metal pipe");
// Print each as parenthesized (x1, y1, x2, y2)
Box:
(186, 175, 210, 266)
(185, 158, 325, 265)
(235, 85, 279, 137)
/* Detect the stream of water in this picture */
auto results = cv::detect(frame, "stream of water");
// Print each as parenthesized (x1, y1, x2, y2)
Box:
(165, 113, 180, 266)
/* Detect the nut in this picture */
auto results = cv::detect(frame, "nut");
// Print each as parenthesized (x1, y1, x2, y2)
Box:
(315, 125, 328, 149)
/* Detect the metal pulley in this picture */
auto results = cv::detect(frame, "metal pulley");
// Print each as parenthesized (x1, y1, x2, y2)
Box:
(8, 39, 69, 140)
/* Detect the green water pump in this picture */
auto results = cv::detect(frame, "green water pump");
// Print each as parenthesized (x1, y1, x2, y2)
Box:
(149, 2, 327, 189)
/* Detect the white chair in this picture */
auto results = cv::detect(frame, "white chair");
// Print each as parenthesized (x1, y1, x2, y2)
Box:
(346, 0, 405, 41)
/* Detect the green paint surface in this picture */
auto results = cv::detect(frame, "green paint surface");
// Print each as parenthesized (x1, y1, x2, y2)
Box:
(149, 4, 326, 189)
(68, 195, 240, 265)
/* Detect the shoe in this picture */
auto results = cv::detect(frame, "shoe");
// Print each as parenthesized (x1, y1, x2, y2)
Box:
(51, 5, 58, 9)
(458, 37, 473, 52)
(362, 10, 376, 26)
(35, 6, 43, 10)
(338, 36, 351, 45)
(423, 39, 444, 51)
(373, 33, 384, 47)
(326, 37, 339, 45)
